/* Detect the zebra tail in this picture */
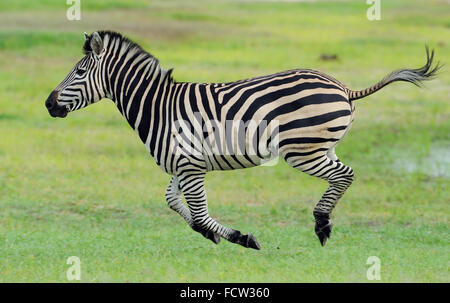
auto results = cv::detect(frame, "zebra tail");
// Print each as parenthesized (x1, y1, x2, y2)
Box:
(347, 46, 442, 101)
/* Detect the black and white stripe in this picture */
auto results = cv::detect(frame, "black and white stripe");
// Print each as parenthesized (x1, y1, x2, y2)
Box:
(46, 31, 440, 248)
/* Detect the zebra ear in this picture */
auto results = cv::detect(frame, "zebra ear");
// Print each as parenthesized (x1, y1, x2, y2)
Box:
(90, 32, 103, 57)
(83, 32, 89, 41)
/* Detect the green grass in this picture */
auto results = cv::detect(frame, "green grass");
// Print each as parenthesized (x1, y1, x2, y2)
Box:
(0, 0, 449, 282)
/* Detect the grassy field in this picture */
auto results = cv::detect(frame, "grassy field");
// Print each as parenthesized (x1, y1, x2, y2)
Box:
(0, 0, 448, 282)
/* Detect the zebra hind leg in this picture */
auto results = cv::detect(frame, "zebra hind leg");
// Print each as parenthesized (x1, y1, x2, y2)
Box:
(178, 172, 261, 250)
(285, 152, 354, 246)
(166, 176, 220, 244)
(313, 160, 354, 246)
(313, 155, 354, 246)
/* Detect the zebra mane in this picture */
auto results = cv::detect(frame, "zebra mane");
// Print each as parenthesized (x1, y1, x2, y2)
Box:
(82, 30, 174, 82)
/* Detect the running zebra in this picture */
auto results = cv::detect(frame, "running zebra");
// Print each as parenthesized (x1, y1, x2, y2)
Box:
(45, 31, 439, 249)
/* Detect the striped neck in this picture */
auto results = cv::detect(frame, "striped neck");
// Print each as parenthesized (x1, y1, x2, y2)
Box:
(101, 34, 174, 157)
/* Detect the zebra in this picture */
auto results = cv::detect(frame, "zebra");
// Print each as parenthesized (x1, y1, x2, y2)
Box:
(45, 31, 440, 249)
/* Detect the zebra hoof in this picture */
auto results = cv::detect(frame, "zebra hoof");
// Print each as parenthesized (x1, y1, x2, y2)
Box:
(246, 233, 261, 250)
(315, 220, 333, 247)
(237, 233, 261, 250)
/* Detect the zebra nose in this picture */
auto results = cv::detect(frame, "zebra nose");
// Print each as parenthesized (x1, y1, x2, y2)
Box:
(45, 90, 59, 110)
(45, 99, 54, 110)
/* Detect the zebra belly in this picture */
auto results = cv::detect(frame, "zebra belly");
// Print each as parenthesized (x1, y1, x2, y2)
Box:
(200, 121, 277, 171)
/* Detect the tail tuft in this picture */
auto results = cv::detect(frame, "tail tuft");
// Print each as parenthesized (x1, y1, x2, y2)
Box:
(348, 46, 442, 101)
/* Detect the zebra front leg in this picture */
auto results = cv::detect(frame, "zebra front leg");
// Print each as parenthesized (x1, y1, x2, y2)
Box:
(313, 160, 354, 246)
(166, 176, 220, 244)
(178, 172, 261, 250)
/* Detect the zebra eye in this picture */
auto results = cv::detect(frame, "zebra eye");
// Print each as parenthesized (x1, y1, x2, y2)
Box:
(76, 68, 86, 76)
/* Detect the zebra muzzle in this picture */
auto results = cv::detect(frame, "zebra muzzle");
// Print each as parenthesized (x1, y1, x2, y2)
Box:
(45, 90, 68, 118)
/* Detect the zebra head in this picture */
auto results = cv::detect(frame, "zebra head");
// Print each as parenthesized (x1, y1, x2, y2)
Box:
(45, 32, 107, 118)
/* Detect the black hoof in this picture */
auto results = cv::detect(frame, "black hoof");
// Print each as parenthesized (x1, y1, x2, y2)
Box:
(315, 219, 333, 247)
(245, 233, 261, 250)
(231, 231, 261, 250)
